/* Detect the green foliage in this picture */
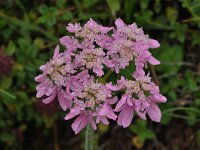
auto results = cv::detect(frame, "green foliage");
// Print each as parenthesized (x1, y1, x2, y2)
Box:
(130, 120, 155, 142)
(120, 61, 135, 80)
(38, 5, 58, 27)
(106, 0, 120, 17)
(154, 44, 184, 74)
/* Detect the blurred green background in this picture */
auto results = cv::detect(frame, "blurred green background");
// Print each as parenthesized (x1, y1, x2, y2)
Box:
(0, 0, 200, 150)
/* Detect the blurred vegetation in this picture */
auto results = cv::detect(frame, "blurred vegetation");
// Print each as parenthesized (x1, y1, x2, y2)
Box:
(0, 0, 200, 149)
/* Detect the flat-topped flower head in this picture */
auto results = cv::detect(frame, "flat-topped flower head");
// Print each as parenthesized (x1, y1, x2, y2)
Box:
(35, 18, 166, 134)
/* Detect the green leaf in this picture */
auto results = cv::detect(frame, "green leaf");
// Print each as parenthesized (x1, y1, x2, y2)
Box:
(0, 117, 6, 128)
(83, 0, 99, 8)
(161, 104, 174, 124)
(0, 77, 12, 90)
(56, 0, 66, 8)
(166, 7, 178, 23)
(0, 12, 57, 41)
(38, 5, 48, 15)
(139, 129, 155, 141)
(62, 12, 73, 21)
(27, 46, 38, 58)
(37, 6, 58, 27)
(33, 38, 44, 49)
(189, 0, 200, 16)
(25, 62, 37, 73)
(106, 0, 120, 17)
(154, 0, 161, 13)
(192, 34, 200, 46)
(18, 37, 31, 51)
(134, 10, 153, 25)
(185, 70, 198, 91)
(140, 0, 148, 10)
(182, 0, 200, 27)
(124, 0, 135, 22)
(0, 89, 16, 100)
(154, 44, 183, 74)
(194, 99, 200, 106)
(120, 61, 135, 80)
(107, 72, 118, 84)
(186, 111, 196, 126)
(130, 120, 155, 142)
(0, 19, 7, 29)
(5, 41, 16, 56)
(0, 133, 15, 143)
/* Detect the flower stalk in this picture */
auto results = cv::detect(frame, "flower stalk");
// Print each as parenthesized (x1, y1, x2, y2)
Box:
(85, 124, 94, 150)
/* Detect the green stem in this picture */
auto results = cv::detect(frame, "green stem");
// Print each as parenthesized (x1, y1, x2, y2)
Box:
(98, 70, 113, 83)
(163, 113, 200, 122)
(0, 89, 16, 99)
(85, 124, 94, 150)
(162, 107, 200, 114)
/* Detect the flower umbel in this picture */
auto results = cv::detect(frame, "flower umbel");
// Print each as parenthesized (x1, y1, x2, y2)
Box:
(35, 18, 166, 134)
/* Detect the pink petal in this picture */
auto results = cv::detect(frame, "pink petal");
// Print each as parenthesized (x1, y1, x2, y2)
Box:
(100, 27, 113, 34)
(127, 97, 133, 106)
(148, 56, 160, 65)
(106, 82, 123, 91)
(36, 87, 46, 98)
(115, 18, 125, 30)
(134, 101, 147, 120)
(59, 36, 68, 47)
(39, 65, 46, 71)
(96, 116, 101, 124)
(93, 67, 104, 76)
(108, 96, 118, 105)
(46, 86, 56, 96)
(117, 105, 133, 128)
(142, 101, 150, 107)
(149, 39, 160, 48)
(36, 83, 44, 91)
(71, 115, 88, 134)
(147, 103, 161, 122)
(122, 106, 134, 128)
(96, 116, 109, 125)
(137, 110, 147, 120)
(117, 105, 134, 128)
(57, 90, 68, 111)
(88, 18, 97, 28)
(90, 118, 97, 130)
(66, 23, 81, 32)
(42, 93, 56, 104)
(154, 94, 167, 103)
(99, 104, 108, 116)
(53, 45, 60, 59)
(35, 74, 45, 82)
(117, 110, 123, 126)
(115, 95, 127, 111)
(64, 107, 81, 120)
(100, 104, 117, 120)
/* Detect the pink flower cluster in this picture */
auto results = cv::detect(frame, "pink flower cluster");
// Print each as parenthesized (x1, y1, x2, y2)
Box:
(35, 18, 166, 134)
